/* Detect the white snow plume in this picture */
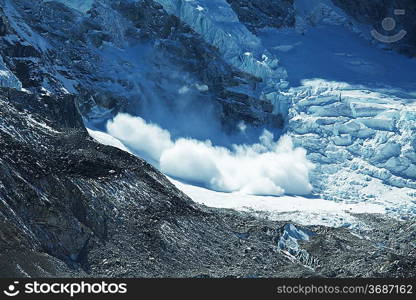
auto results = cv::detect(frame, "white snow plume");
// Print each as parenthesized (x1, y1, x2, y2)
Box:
(107, 113, 314, 196)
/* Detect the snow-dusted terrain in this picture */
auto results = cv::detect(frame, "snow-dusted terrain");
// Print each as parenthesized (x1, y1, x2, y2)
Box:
(0, 54, 21, 89)
(169, 177, 385, 228)
(87, 127, 386, 230)
(82, 0, 416, 229)
(2, 0, 416, 279)
(1, 0, 415, 229)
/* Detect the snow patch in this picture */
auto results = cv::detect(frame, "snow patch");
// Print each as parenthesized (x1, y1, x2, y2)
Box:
(0, 55, 22, 90)
(87, 128, 132, 154)
(86, 121, 386, 229)
(49, 0, 95, 13)
(169, 177, 385, 228)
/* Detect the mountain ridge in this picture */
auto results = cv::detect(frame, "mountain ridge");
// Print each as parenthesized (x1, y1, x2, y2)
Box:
(0, 0, 415, 278)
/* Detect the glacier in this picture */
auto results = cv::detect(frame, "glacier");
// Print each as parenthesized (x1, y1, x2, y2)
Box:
(257, 0, 416, 219)
(87, 0, 416, 224)
(153, 0, 416, 221)
(0, 0, 415, 228)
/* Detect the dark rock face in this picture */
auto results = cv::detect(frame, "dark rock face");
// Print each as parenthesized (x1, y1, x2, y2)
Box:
(306, 216, 416, 278)
(1, 0, 415, 279)
(0, 87, 278, 277)
(0, 89, 415, 278)
(332, 0, 416, 57)
(226, 0, 295, 32)
(110, 0, 280, 129)
(0, 87, 297, 277)
(1, 88, 415, 278)
(0, 0, 282, 133)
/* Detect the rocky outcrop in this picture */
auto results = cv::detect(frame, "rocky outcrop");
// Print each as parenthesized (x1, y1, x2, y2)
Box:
(0, 0, 286, 133)
(0, 54, 21, 89)
(226, 0, 295, 32)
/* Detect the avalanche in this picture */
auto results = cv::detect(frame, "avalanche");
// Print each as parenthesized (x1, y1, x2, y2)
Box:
(104, 113, 314, 197)
(83, 0, 416, 227)
(10, 0, 411, 227)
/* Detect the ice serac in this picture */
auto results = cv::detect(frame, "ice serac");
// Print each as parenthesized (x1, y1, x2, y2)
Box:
(154, 0, 291, 116)
(287, 81, 416, 217)
(244, 0, 416, 218)
(277, 224, 319, 269)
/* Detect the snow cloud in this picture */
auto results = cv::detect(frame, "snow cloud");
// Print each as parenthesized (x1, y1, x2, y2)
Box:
(107, 114, 173, 162)
(107, 113, 314, 196)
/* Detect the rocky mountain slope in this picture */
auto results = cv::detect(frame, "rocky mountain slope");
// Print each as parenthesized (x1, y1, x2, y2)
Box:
(0, 0, 286, 134)
(1, 87, 415, 277)
(0, 0, 415, 277)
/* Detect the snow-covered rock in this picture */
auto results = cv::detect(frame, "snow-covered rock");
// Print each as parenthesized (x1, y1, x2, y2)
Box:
(0, 54, 22, 90)
(0, 0, 415, 222)
(155, 0, 284, 79)
(0, 0, 286, 130)
(154, 0, 291, 115)
(49, 0, 95, 13)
